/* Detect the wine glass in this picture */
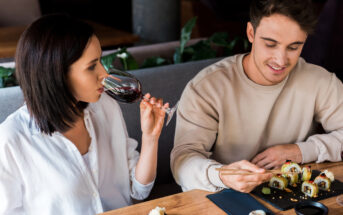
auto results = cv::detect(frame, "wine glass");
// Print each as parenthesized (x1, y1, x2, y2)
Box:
(102, 68, 178, 126)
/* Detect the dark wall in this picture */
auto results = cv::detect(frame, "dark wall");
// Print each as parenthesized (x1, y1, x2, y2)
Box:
(301, 0, 343, 80)
(38, 0, 132, 32)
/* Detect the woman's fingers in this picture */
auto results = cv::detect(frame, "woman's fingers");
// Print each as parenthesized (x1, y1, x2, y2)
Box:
(143, 93, 151, 100)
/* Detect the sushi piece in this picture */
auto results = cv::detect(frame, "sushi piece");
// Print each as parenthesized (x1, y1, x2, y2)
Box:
(314, 173, 331, 191)
(148, 206, 166, 215)
(301, 181, 319, 197)
(322, 169, 334, 182)
(283, 172, 299, 187)
(249, 210, 266, 215)
(301, 166, 312, 181)
(281, 160, 301, 174)
(269, 174, 288, 190)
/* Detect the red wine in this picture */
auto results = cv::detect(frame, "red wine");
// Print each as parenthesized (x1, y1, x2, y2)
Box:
(105, 86, 142, 103)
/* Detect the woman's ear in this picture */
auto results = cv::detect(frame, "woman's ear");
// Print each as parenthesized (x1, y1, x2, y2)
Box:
(246, 22, 255, 43)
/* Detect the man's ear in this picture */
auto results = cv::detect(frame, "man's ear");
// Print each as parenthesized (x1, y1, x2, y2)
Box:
(246, 22, 255, 43)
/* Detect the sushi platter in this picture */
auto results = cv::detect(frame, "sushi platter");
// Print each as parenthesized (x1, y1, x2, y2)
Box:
(251, 161, 343, 211)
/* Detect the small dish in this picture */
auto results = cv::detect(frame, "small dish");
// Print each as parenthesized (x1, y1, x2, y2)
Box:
(294, 201, 328, 215)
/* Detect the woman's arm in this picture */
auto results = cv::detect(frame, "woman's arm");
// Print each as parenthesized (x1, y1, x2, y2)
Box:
(135, 93, 167, 185)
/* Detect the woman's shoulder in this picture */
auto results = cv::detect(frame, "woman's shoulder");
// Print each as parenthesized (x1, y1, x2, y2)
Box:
(0, 106, 31, 147)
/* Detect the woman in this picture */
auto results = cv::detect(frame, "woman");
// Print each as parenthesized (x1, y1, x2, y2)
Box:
(0, 14, 168, 214)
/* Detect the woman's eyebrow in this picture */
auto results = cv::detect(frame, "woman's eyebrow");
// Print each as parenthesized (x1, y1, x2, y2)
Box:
(87, 58, 98, 65)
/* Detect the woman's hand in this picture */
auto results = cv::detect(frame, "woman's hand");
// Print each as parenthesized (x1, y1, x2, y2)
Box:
(140, 93, 169, 138)
(135, 93, 169, 185)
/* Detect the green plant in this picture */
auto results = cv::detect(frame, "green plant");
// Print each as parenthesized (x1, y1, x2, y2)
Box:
(0, 66, 16, 88)
(101, 16, 250, 71)
(101, 47, 139, 71)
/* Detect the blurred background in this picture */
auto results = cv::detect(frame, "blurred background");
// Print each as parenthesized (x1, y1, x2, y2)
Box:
(0, 0, 342, 79)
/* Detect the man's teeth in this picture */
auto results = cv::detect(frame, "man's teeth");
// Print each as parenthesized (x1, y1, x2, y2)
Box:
(271, 65, 282, 70)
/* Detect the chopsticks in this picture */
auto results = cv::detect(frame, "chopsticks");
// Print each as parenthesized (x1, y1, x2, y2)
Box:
(215, 168, 295, 175)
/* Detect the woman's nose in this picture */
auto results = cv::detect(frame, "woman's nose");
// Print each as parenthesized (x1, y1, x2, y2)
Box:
(98, 63, 109, 80)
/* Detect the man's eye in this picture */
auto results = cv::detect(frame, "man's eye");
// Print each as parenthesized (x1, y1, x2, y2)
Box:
(266, 44, 276, 48)
(88, 64, 96, 71)
(288, 46, 299, 51)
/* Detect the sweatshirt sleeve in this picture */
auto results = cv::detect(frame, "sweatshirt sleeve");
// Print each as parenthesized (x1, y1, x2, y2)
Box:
(171, 81, 228, 192)
(296, 73, 343, 163)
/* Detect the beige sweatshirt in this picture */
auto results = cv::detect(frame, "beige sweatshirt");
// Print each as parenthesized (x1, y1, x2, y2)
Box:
(171, 54, 343, 192)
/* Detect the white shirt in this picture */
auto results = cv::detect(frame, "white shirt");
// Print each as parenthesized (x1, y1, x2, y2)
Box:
(0, 93, 154, 215)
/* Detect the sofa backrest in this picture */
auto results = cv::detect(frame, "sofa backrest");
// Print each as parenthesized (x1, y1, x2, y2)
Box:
(0, 86, 25, 122)
(0, 58, 222, 186)
(120, 58, 222, 185)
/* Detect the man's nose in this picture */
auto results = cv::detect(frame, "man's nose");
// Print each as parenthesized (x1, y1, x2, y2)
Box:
(274, 50, 288, 66)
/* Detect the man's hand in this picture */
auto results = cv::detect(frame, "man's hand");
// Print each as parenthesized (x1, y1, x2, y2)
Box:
(219, 160, 272, 193)
(251, 144, 302, 169)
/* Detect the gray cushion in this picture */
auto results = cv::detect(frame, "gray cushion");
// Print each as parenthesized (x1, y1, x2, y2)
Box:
(119, 58, 222, 185)
(0, 86, 24, 123)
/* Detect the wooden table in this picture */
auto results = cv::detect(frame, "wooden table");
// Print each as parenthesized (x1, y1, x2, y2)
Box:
(101, 162, 343, 215)
(0, 21, 139, 58)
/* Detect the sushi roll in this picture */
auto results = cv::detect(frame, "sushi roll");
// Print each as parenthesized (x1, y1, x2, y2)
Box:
(301, 166, 312, 181)
(322, 169, 334, 182)
(249, 210, 266, 215)
(148, 206, 166, 215)
(281, 160, 301, 174)
(283, 172, 299, 186)
(314, 173, 331, 191)
(301, 181, 319, 198)
(269, 174, 288, 190)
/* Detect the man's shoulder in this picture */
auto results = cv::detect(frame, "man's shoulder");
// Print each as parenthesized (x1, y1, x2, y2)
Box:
(190, 54, 243, 87)
(289, 58, 338, 92)
(295, 58, 333, 80)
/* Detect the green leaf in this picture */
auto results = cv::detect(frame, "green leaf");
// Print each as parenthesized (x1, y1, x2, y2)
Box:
(0, 66, 14, 78)
(101, 52, 118, 71)
(223, 36, 250, 56)
(188, 41, 216, 61)
(209, 32, 229, 47)
(243, 39, 249, 51)
(121, 54, 139, 71)
(179, 17, 197, 54)
(117, 48, 138, 71)
(141, 57, 170, 68)
(101, 48, 138, 71)
(0, 66, 16, 88)
(173, 47, 182, 64)
(179, 40, 215, 62)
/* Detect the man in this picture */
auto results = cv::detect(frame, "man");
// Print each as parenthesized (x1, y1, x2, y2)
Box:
(171, 0, 343, 193)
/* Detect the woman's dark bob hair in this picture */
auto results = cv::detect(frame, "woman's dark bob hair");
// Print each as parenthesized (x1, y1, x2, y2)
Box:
(15, 14, 94, 135)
